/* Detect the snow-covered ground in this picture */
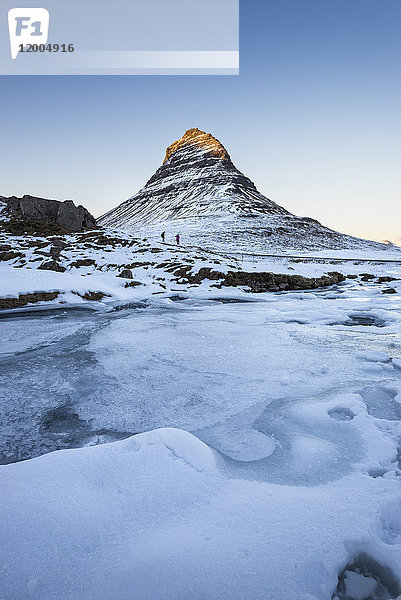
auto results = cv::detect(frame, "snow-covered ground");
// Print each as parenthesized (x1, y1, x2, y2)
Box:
(2, 426, 401, 600)
(1, 269, 401, 599)
(129, 213, 401, 255)
(0, 225, 400, 309)
(2, 194, 401, 599)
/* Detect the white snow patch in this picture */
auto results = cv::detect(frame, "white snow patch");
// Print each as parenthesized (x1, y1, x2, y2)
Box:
(344, 570, 378, 600)
(357, 350, 390, 363)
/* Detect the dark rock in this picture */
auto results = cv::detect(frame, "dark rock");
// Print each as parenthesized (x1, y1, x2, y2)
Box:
(1, 219, 67, 236)
(327, 271, 346, 280)
(124, 281, 142, 288)
(4, 195, 97, 233)
(81, 234, 121, 247)
(179, 268, 345, 293)
(0, 250, 23, 261)
(382, 287, 397, 294)
(377, 276, 398, 283)
(190, 267, 225, 282)
(50, 247, 61, 258)
(360, 273, 375, 281)
(49, 238, 69, 258)
(118, 269, 133, 279)
(38, 260, 66, 273)
(126, 261, 155, 269)
(57, 200, 95, 231)
(0, 291, 59, 309)
(69, 258, 96, 268)
(50, 237, 69, 246)
(221, 271, 345, 293)
(79, 291, 109, 301)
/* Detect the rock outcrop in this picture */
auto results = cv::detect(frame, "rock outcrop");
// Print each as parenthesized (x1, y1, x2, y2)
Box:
(4, 195, 97, 233)
(0, 292, 59, 309)
(174, 266, 346, 292)
(38, 260, 66, 273)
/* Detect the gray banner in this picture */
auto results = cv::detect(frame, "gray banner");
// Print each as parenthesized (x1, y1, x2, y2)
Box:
(0, 0, 239, 75)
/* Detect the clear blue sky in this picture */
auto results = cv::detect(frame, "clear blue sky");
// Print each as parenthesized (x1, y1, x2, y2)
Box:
(1, 0, 400, 243)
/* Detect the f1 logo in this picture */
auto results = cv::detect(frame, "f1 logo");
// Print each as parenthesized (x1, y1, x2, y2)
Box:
(8, 8, 49, 59)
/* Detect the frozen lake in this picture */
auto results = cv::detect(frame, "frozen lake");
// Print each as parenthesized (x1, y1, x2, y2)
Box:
(1, 282, 401, 599)
(1, 284, 401, 473)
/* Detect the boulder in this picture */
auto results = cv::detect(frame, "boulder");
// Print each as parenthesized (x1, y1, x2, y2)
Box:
(118, 269, 133, 279)
(377, 276, 398, 283)
(0, 250, 23, 261)
(4, 195, 97, 233)
(38, 260, 66, 273)
(360, 273, 375, 281)
(57, 200, 96, 231)
(69, 258, 96, 268)
(79, 291, 109, 301)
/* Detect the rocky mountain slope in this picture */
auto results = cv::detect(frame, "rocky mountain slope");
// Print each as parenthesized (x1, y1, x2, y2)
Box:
(98, 128, 392, 253)
(99, 128, 290, 226)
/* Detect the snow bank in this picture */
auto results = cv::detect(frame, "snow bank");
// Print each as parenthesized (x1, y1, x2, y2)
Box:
(1, 426, 401, 600)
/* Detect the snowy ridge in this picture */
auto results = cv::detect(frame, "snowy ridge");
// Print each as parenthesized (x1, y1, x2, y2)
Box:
(134, 213, 399, 254)
(98, 128, 394, 253)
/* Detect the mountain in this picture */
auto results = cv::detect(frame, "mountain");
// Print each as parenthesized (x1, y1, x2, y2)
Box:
(99, 128, 389, 253)
(100, 128, 289, 225)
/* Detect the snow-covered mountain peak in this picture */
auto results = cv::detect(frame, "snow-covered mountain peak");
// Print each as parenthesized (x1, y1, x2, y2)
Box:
(99, 128, 290, 228)
(98, 129, 395, 254)
(163, 127, 232, 165)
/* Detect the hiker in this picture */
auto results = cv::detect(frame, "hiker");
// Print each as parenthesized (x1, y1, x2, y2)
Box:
(175, 233, 180, 245)
(161, 231, 165, 242)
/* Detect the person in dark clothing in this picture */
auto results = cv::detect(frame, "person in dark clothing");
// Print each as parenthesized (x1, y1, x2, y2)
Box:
(175, 234, 180, 245)
(161, 231, 165, 242)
